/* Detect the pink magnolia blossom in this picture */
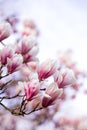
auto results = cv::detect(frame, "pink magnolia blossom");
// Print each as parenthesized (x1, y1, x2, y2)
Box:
(54, 68, 76, 88)
(0, 46, 14, 65)
(16, 36, 37, 55)
(0, 22, 12, 42)
(16, 36, 38, 62)
(21, 62, 38, 78)
(24, 81, 40, 101)
(27, 61, 38, 71)
(23, 44, 39, 62)
(38, 59, 59, 80)
(7, 54, 23, 73)
(42, 83, 63, 107)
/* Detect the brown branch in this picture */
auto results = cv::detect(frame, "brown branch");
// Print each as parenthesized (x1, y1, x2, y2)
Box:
(0, 91, 23, 100)
(0, 99, 43, 116)
(24, 107, 43, 115)
(0, 102, 11, 111)
(0, 80, 12, 89)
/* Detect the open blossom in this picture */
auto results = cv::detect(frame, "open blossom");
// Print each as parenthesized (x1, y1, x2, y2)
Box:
(16, 36, 38, 62)
(16, 36, 37, 55)
(42, 83, 63, 107)
(38, 59, 59, 80)
(0, 22, 12, 42)
(0, 46, 14, 65)
(24, 81, 40, 101)
(54, 68, 76, 88)
(23, 44, 39, 62)
(7, 54, 23, 73)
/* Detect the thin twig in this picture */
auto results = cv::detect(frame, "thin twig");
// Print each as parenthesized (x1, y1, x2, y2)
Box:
(0, 41, 5, 46)
(0, 80, 13, 90)
(0, 102, 11, 111)
(0, 91, 22, 100)
(24, 107, 43, 115)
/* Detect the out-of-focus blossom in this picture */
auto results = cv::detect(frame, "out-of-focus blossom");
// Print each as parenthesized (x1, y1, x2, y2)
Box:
(58, 50, 74, 68)
(24, 81, 40, 101)
(54, 68, 76, 88)
(7, 54, 23, 73)
(38, 59, 59, 80)
(5, 14, 19, 33)
(0, 22, 12, 42)
(27, 61, 39, 71)
(23, 19, 36, 29)
(21, 64, 32, 77)
(42, 83, 63, 107)
(0, 46, 14, 65)
(21, 62, 38, 78)
(22, 19, 39, 36)
(28, 72, 39, 83)
(54, 115, 85, 130)
(22, 27, 38, 37)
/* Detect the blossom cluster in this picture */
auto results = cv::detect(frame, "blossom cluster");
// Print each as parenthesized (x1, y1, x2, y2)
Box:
(0, 19, 76, 116)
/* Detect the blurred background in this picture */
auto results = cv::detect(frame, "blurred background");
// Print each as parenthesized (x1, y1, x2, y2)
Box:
(0, 0, 87, 68)
(0, 0, 87, 130)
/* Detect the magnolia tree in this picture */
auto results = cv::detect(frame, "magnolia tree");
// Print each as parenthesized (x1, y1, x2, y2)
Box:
(0, 13, 86, 130)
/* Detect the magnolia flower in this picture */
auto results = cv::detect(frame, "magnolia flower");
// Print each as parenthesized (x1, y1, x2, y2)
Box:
(27, 61, 38, 71)
(21, 61, 38, 77)
(0, 46, 14, 65)
(7, 54, 23, 73)
(23, 19, 36, 29)
(0, 22, 12, 42)
(22, 19, 39, 36)
(42, 83, 63, 107)
(24, 81, 39, 101)
(22, 27, 38, 37)
(16, 36, 37, 55)
(23, 45, 39, 62)
(6, 14, 19, 33)
(54, 68, 76, 88)
(38, 59, 59, 80)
